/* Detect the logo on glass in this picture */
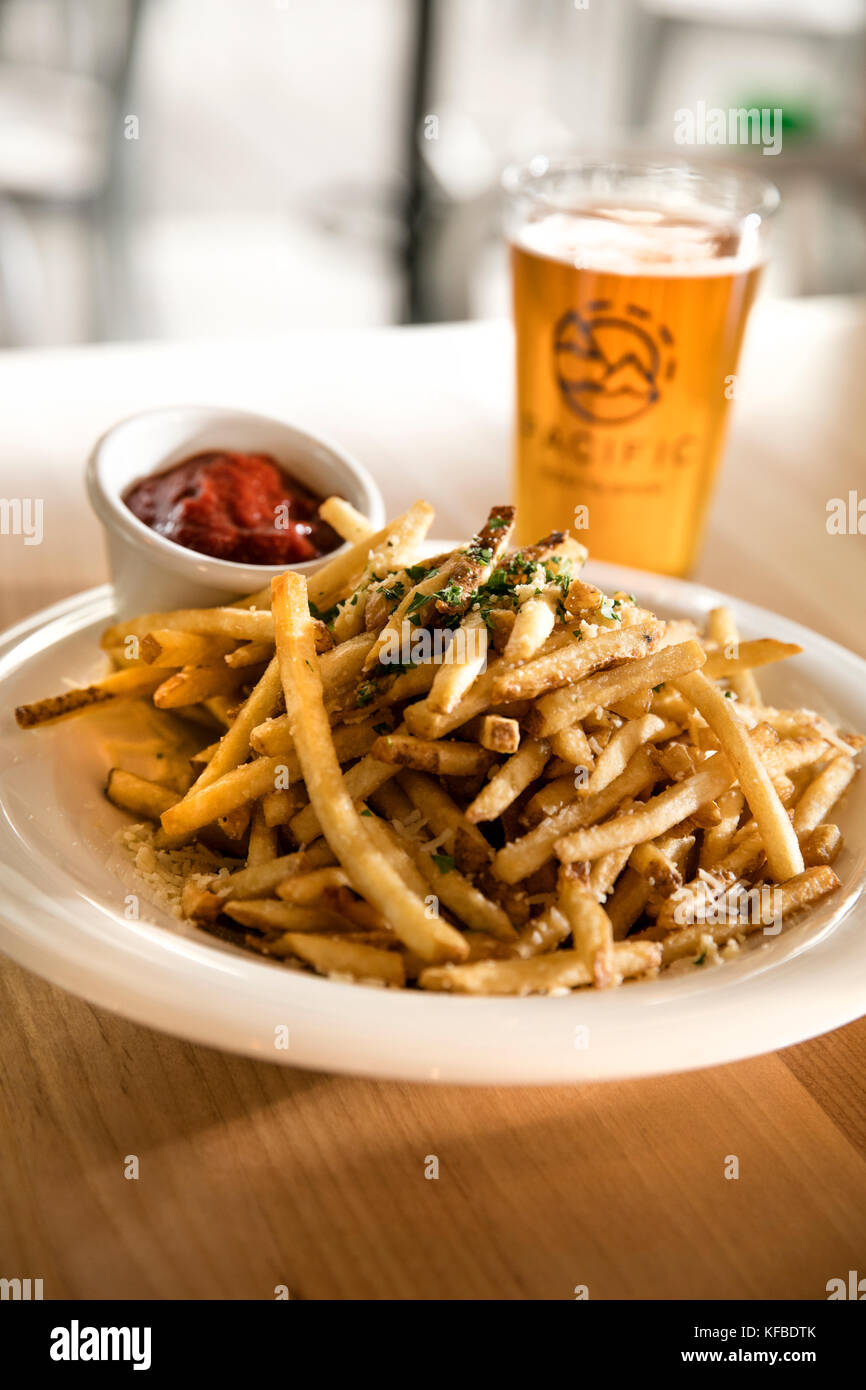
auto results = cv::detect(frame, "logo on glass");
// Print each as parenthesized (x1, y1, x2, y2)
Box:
(553, 302, 676, 425)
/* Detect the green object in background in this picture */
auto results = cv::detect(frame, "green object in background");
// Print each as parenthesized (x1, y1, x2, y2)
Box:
(733, 99, 819, 141)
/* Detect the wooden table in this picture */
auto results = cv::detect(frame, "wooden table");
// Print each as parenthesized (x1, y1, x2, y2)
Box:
(1, 301, 865, 1300)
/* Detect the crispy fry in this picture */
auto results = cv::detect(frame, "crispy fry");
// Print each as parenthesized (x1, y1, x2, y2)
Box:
(492, 621, 663, 703)
(16, 665, 168, 728)
(153, 662, 252, 709)
(106, 768, 181, 820)
(273, 932, 405, 986)
(527, 639, 707, 737)
(272, 571, 468, 962)
(247, 802, 278, 866)
(141, 630, 237, 666)
(318, 495, 373, 544)
(557, 864, 615, 986)
(426, 609, 489, 714)
(802, 823, 842, 868)
(469, 713, 521, 754)
(793, 754, 855, 837)
(674, 669, 804, 882)
(465, 738, 549, 824)
(702, 638, 801, 680)
(555, 753, 734, 865)
(101, 607, 274, 650)
(494, 746, 659, 885)
(420, 940, 661, 994)
(370, 733, 492, 777)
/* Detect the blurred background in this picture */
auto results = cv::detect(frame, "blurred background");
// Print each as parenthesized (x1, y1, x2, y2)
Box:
(0, 0, 864, 348)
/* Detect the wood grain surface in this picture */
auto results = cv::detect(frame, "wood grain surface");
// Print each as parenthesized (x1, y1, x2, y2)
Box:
(1, 306, 864, 1300)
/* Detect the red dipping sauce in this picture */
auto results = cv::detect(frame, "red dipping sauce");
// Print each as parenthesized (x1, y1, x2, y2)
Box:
(123, 451, 342, 565)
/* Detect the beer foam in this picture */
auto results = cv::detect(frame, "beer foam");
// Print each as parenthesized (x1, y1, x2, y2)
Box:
(515, 206, 763, 277)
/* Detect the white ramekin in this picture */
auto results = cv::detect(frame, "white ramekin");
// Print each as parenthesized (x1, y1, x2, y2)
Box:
(86, 405, 385, 615)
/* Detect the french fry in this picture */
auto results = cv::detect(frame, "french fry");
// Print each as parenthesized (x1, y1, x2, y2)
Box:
(802, 823, 843, 868)
(706, 607, 761, 703)
(370, 733, 492, 777)
(503, 592, 558, 664)
(271, 571, 468, 962)
(307, 499, 434, 611)
(579, 714, 666, 796)
(225, 899, 349, 933)
(605, 867, 651, 940)
(793, 754, 855, 837)
(101, 607, 274, 650)
(160, 755, 289, 840)
(649, 866, 841, 965)
(141, 630, 237, 666)
(674, 669, 804, 882)
(465, 738, 549, 824)
(526, 640, 707, 737)
(261, 786, 308, 827)
(468, 713, 521, 754)
(699, 786, 744, 869)
(16, 665, 169, 728)
(275, 867, 350, 903)
(555, 753, 734, 865)
(512, 905, 571, 958)
(426, 609, 488, 714)
(492, 621, 663, 703)
(153, 662, 251, 709)
(106, 768, 181, 820)
(549, 722, 595, 768)
(273, 932, 405, 986)
(318, 495, 373, 544)
(494, 746, 659, 885)
(224, 640, 277, 669)
(397, 769, 493, 873)
(702, 638, 801, 680)
(247, 802, 278, 866)
(557, 864, 615, 986)
(420, 940, 661, 994)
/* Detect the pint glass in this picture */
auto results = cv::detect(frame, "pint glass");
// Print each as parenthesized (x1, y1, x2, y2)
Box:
(505, 157, 778, 574)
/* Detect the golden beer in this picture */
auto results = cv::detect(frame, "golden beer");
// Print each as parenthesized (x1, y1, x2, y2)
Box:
(507, 161, 777, 574)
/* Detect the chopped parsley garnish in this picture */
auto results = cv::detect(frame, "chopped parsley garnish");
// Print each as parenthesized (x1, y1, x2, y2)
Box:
(653, 683, 664, 693)
(406, 563, 434, 583)
(382, 580, 405, 602)
(431, 851, 455, 874)
(356, 681, 377, 707)
(373, 722, 391, 736)
(433, 581, 463, 608)
(694, 951, 707, 966)
(488, 516, 508, 530)
(406, 592, 431, 624)
(360, 809, 373, 817)
(598, 597, 621, 621)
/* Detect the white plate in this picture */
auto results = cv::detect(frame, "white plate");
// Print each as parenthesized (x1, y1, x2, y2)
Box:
(1, 560, 864, 1084)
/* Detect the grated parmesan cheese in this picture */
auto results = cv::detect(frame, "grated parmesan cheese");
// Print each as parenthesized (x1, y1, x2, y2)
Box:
(117, 822, 234, 920)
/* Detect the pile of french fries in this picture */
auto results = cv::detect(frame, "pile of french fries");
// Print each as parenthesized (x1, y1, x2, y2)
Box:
(16, 498, 863, 994)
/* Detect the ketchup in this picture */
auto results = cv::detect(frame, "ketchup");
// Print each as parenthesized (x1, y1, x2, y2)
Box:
(123, 451, 342, 565)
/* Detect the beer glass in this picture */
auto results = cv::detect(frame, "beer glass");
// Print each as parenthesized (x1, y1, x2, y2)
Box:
(505, 157, 778, 575)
